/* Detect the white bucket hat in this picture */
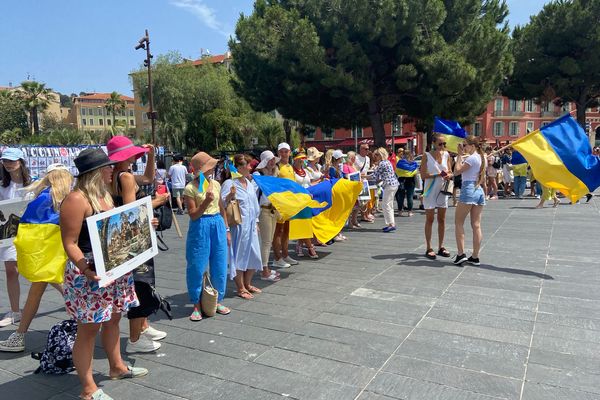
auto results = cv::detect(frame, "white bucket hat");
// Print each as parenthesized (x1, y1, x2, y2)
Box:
(256, 150, 280, 169)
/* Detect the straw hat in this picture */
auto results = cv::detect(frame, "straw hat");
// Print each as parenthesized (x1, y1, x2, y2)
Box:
(191, 152, 218, 173)
(306, 147, 324, 161)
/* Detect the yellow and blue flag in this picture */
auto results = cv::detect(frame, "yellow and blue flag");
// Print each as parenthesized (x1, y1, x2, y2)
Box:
(433, 117, 467, 154)
(289, 180, 333, 240)
(510, 150, 528, 176)
(197, 173, 209, 193)
(395, 159, 419, 178)
(253, 175, 327, 221)
(225, 159, 243, 179)
(512, 114, 600, 202)
(14, 188, 67, 284)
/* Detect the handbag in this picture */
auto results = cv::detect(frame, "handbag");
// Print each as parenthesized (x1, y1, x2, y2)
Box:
(200, 272, 218, 317)
(154, 203, 172, 231)
(440, 178, 454, 196)
(226, 199, 242, 227)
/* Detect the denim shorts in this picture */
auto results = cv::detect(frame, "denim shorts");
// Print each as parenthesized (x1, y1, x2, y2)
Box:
(459, 181, 486, 206)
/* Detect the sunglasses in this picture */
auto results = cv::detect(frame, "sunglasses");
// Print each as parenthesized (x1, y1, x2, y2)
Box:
(437, 142, 447, 146)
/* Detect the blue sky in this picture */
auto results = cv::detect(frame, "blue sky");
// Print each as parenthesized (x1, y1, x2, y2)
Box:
(0, 0, 548, 96)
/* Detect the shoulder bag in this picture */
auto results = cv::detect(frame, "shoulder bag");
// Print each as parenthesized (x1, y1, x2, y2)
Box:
(200, 272, 218, 317)
(226, 199, 242, 227)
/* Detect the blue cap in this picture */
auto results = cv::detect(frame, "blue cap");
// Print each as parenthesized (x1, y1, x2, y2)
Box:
(1, 148, 24, 161)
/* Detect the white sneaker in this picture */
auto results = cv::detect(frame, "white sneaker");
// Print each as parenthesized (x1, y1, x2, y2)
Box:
(0, 311, 20, 328)
(0, 332, 25, 352)
(126, 335, 161, 353)
(142, 325, 167, 341)
(283, 256, 299, 265)
(273, 259, 291, 268)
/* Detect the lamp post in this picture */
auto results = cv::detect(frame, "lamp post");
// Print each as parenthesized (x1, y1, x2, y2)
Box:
(135, 29, 157, 144)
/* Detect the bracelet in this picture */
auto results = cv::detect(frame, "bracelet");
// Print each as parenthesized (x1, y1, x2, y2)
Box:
(226, 228, 230, 232)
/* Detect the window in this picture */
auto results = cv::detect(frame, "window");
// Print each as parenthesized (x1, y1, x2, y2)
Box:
(473, 122, 481, 136)
(509, 100, 521, 111)
(351, 126, 363, 138)
(142, 113, 148, 121)
(107, 119, 111, 126)
(509, 121, 519, 137)
(129, 110, 134, 117)
(99, 119, 104, 126)
(82, 118, 87, 126)
(303, 126, 315, 140)
(89, 118, 94, 126)
(129, 119, 135, 126)
(526, 100, 535, 112)
(322, 128, 335, 139)
(81, 108, 86, 116)
(562, 103, 571, 112)
(121, 110, 126, 116)
(541, 121, 550, 128)
(494, 98, 504, 111)
(493, 121, 503, 137)
(526, 121, 534, 133)
(541, 102, 550, 112)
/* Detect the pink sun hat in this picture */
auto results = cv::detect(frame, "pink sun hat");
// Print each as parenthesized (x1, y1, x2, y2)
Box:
(106, 136, 149, 162)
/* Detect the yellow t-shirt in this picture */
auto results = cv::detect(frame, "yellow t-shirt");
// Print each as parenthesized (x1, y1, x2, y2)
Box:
(183, 180, 221, 215)
(278, 163, 295, 181)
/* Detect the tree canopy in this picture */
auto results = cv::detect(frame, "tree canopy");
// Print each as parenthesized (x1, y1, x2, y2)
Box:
(505, 0, 600, 142)
(0, 90, 28, 136)
(131, 52, 285, 152)
(230, 0, 513, 146)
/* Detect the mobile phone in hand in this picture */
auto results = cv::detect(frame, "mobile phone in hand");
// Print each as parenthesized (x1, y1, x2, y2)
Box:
(440, 170, 448, 178)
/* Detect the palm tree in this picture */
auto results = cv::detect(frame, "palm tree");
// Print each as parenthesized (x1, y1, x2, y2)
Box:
(19, 81, 55, 135)
(105, 91, 126, 137)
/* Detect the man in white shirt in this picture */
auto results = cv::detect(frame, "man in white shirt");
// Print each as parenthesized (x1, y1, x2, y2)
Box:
(168, 155, 188, 214)
(354, 144, 371, 175)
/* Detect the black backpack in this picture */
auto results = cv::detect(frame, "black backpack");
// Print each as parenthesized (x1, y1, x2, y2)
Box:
(492, 157, 501, 169)
(154, 203, 172, 232)
(31, 320, 77, 375)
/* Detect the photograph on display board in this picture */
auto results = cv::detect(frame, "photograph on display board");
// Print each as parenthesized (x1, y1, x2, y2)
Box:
(86, 196, 157, 287)
(0, 195, 30, 248)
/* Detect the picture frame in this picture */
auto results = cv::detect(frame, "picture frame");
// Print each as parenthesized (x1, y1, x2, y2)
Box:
(0, 195, 30, 248)
(358, 180, 371, 201)
(86, 196, 157, 287)
(347, 171, 361, 182)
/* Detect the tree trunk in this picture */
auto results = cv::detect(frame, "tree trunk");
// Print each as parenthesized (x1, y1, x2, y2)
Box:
(576, 98, 594, 147)
(283, 119, 292, 145)
(112, 113, 116, 138)
(32, 107, 40, 135)
(367, 99, 386, 148)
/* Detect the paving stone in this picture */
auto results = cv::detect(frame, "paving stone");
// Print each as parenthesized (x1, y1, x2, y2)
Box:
(418, 317, 531, 346)
(528, 348, 600, 374)
(311, 312, 413, 338)
(521, 382, 600, 400)
(526, 363, 600, 394)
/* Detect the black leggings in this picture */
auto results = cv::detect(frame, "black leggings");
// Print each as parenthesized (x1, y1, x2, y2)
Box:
(396, 180, 415, 211)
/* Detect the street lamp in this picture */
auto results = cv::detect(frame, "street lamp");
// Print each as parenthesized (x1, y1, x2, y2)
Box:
(135, 29, 158, 144)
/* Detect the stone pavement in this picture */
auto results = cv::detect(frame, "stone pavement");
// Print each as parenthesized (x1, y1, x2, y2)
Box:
(1, 195, 600, 400)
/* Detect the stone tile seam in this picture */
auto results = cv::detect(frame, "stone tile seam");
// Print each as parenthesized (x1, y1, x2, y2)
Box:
(352, 206, 517, 400)
(518, 207, 555, 400)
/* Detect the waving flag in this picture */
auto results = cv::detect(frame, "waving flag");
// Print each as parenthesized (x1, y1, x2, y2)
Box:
(197, 173, 209, 193)
(14, 189, 67, 284)
(253, 175, 327, 221)
(225, 159, 243, 179)
(510, 150, 528, 176)
(512, 114, 600, 202)
(433, 117, 467, 154)
(311, 179, 362, 243)
(395, 159, 419, 178)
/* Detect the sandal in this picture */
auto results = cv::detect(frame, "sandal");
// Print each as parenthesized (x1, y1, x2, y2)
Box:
(425, 249, 437, 260)
(189, 308, 203, 321)
(216, 304, 231, 315)
(260, 273, 280, 282)
(437, 247, 451, 258)
(237, 290, 254, 299)
(307, 246, 319, 259)
(247, 286, 262, 294)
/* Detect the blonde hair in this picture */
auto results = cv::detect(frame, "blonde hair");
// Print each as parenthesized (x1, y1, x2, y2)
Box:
(324, 149, 334, 170)
(25, 169, 74, 211)
(465, 135, 486, 185)
(346, 151, 356, 163)
(75, 168, 113, 212)
(373, 147, 389, 161)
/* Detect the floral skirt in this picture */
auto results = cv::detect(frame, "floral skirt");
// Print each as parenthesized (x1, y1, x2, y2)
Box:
(63, 260, 139, 324)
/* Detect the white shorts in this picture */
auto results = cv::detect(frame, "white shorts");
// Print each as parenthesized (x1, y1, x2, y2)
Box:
(0, 245, 17, 262)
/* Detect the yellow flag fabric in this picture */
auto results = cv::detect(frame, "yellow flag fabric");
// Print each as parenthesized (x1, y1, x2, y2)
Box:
(15, 223, 67, 283)
(312, 179, 363, 244)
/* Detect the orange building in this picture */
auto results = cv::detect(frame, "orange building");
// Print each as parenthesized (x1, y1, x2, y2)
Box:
(68, 93, 136, 135)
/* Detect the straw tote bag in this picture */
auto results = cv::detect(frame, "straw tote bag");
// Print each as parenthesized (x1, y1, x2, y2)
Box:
(200, 273, 218, 317)
(226, 199, 242, 227)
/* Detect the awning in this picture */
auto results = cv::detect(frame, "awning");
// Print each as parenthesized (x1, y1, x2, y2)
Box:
(337, 137, 413, 147)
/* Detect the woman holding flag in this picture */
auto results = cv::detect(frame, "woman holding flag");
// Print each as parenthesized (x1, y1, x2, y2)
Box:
(453, 136, 487, 266)
(420, 135, 453, 260)
(395, 152, 418, 217)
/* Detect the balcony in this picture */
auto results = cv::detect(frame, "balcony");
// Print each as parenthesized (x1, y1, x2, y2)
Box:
(541, 111, 561, 118)
(494, 110, 525, 117)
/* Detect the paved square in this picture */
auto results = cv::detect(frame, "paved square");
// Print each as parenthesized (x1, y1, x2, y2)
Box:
(1, 195, 599, 399)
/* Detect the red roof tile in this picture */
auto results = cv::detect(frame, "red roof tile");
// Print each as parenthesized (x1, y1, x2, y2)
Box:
(189, 54, 229, 66)
(77, 93, 134, 101)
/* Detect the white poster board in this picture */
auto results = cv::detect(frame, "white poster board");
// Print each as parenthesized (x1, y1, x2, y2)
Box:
(0, 196, 30, 248)
(86, 196, 157, 287)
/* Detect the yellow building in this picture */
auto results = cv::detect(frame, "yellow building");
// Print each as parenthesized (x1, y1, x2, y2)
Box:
(69, 93, 136, 134)
(0, 85, 64, 129)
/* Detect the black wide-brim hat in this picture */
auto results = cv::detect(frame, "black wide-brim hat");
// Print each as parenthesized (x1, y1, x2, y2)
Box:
(74, 148, 117, 177)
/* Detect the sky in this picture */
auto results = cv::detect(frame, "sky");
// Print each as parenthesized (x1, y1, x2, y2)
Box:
(0, 0, 549, 96)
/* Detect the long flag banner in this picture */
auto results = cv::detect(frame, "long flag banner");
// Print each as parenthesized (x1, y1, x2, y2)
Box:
(433, 117, 467, 154)
(289, 180, 332, 240)
(511, 114, 600, 202)
(511, 150, 528, 176)
(395, 159, 419, 178)
(14, 188, 67, 284)
(252, 175, 327, 221)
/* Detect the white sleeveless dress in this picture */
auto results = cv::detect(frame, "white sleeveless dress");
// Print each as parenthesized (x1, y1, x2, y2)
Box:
(422, 151, 450, 210)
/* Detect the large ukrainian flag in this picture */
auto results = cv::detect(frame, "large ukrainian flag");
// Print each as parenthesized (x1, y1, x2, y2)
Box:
(511, 114, 600, 202)
(14, 188, 67, 284)
(433, 117, 467, 154)
(510, 150, 528, 176)
(253, 175, 327, 221)
(395, 159, 419, 178)
(289, 180, 332, 240)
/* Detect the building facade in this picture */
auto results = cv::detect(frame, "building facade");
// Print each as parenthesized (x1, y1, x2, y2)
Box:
(68, 93, 136, 134)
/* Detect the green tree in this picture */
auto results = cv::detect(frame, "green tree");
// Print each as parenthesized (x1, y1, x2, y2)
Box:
(105, 91, 126, 137)
(18, 81, 55, 135)
(505, 0, 600, 143)
(0, 90, 28, 134)
(230, 0, 512, 147)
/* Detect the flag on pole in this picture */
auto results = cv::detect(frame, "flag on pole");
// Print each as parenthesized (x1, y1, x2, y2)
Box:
(511, 114, 600, 202)
(433, 117, 468, 154)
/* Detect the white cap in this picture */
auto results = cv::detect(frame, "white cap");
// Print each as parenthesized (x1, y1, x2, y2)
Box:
(46, 163, 69, 173)
(277, 142, 291, 151)
(332, 149, 346, 159)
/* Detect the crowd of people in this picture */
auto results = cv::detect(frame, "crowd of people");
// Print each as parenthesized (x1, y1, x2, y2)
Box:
(0, 135, 592, 400)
